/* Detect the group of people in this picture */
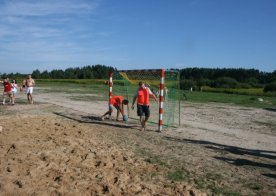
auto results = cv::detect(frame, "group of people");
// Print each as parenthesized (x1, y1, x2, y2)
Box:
(101, 81, 158, 131)
(0, 75, 35, 105)
(2, 77, 157, 131)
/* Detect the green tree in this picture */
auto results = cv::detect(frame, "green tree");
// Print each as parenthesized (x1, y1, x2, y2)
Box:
(32, 69, 41, 79)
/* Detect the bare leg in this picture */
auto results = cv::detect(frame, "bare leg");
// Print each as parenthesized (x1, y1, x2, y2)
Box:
(140, 116, 146, 131)
(144, 116, 149, 131)
(2, 93, 6, 105)
(101, 111, 112, 120)
(27, 93, 33, 104)
(116, 109, 120, 121)
(27, 93, 30, 103)
(30, 93, 33, 104)
(12, 94, 15, 105)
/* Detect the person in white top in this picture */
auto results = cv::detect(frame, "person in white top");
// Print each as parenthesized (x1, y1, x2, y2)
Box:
(11, 79, 18, 105)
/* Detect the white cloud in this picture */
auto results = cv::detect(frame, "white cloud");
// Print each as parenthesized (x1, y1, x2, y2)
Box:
(0, 0, 100, 17)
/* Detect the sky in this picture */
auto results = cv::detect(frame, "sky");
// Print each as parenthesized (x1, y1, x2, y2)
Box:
(0, 0, 275, 74)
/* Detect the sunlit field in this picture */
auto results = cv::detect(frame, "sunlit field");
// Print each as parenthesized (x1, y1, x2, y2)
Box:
(0, 79, 275, 195)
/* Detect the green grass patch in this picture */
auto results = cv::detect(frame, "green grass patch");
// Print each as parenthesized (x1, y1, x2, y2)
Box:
(207, 184, 224, 195)
(144, 155, 168, 167)
(245, 182, 263, 191)
(36, 78, 107, 85)
(222, 190, 241, 196)
(183, 91, 276, 108)
(202, 86, 276, 97)
(36, 81, 109, 97)
(35, 79, 276, 109)
(206, 172, 223, 181)
(167, 169, 189, 181)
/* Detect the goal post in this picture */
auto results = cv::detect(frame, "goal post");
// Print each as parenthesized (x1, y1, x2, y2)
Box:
(108, 69, 180, 131)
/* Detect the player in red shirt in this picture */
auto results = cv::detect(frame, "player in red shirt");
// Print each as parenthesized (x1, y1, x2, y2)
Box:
(1, 78, 12, 105)
(131, 81, 158, 131)
(101, 96, 129, 121)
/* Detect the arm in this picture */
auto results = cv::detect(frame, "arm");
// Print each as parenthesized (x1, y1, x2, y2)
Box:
(151, 93, 158, 102)
(148, 88, 158, 103)
(131, 95, 137, 110)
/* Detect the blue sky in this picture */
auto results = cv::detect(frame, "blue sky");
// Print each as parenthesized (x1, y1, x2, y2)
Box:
(0, 0, 275, 74)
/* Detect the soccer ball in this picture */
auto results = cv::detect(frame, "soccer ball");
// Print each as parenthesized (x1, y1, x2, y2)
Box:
(123, 115, 128, 121)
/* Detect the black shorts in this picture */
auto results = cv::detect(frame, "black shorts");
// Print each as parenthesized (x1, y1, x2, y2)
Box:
(137, 105, 150, 117)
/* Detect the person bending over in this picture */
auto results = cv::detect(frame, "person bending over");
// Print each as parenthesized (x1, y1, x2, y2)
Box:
(102, 96, 129, 121)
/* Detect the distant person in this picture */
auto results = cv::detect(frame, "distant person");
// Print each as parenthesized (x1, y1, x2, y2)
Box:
(0, 78, 12, 105)
(11, 79, 18, 105)
(164, 86, 168, 101)
(20, 79, 27, 92)
(101, 96, 129, 121)
(157, 86, 168, 101)
(26, 75, 35, 104)
(131, 81, 158, 131)
(183, 92, 188, 100)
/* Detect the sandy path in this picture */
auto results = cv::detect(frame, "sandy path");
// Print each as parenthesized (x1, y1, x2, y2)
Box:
(0, 109, 204, 195)
(34, 91, 276, 152)
(1, 89, 275, 195)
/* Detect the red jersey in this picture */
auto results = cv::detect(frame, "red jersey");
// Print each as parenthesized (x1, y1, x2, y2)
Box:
(110, 96, 124, 107)
(3, 82, 12, 92)
(136, 87, 152, 105)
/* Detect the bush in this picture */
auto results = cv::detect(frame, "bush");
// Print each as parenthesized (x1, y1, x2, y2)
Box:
(180, 79, 196, 90)
(264, 82, 276, 92)
(238, 83, 252, 89)
(212, 77, 239, 88)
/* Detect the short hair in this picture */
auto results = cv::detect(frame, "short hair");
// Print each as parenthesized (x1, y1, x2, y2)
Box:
(123, 99, 129, 105)
(138, 81, 143, 86)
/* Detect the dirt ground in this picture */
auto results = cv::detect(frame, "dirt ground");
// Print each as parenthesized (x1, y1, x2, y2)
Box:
(0, 88, 275, 195)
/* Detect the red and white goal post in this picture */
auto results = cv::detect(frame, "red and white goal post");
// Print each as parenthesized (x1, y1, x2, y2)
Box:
(108, 69, 180, 132)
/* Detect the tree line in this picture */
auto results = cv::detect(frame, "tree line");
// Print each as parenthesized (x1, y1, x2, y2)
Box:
(31, 65, 115, 79)
(178, 68, 276, 91)
(1, 66, 275, 91)
(0, 65, 115, 80)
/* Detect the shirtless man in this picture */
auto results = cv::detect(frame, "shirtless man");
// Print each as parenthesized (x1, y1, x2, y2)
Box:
(26, 75, 35, 104)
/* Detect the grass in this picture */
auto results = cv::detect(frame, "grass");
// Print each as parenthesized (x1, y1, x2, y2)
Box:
(167, 169, 189, 181)
(36, 78, 106, 85)
(36, 78, 276, 109)
(183, 91, 276, 108)
(245, 182, 263, 191)
(36, 80, 109, 97)
(202, 86, 276, 97)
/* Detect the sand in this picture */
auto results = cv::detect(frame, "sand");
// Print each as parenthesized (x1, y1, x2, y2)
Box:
(0, 88, 275, 195)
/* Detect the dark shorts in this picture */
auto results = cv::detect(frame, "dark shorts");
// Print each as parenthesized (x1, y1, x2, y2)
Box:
(137, 105, 150, 117)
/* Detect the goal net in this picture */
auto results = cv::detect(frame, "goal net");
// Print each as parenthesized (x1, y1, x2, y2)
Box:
(109, 69, 180, 131)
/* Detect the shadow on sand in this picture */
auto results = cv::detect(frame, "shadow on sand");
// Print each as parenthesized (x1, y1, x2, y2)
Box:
(164, 136, 276, 160)
(163, 136, 276, 178)
(264, 108, 276, 112)
(54, 112, 138, 129)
